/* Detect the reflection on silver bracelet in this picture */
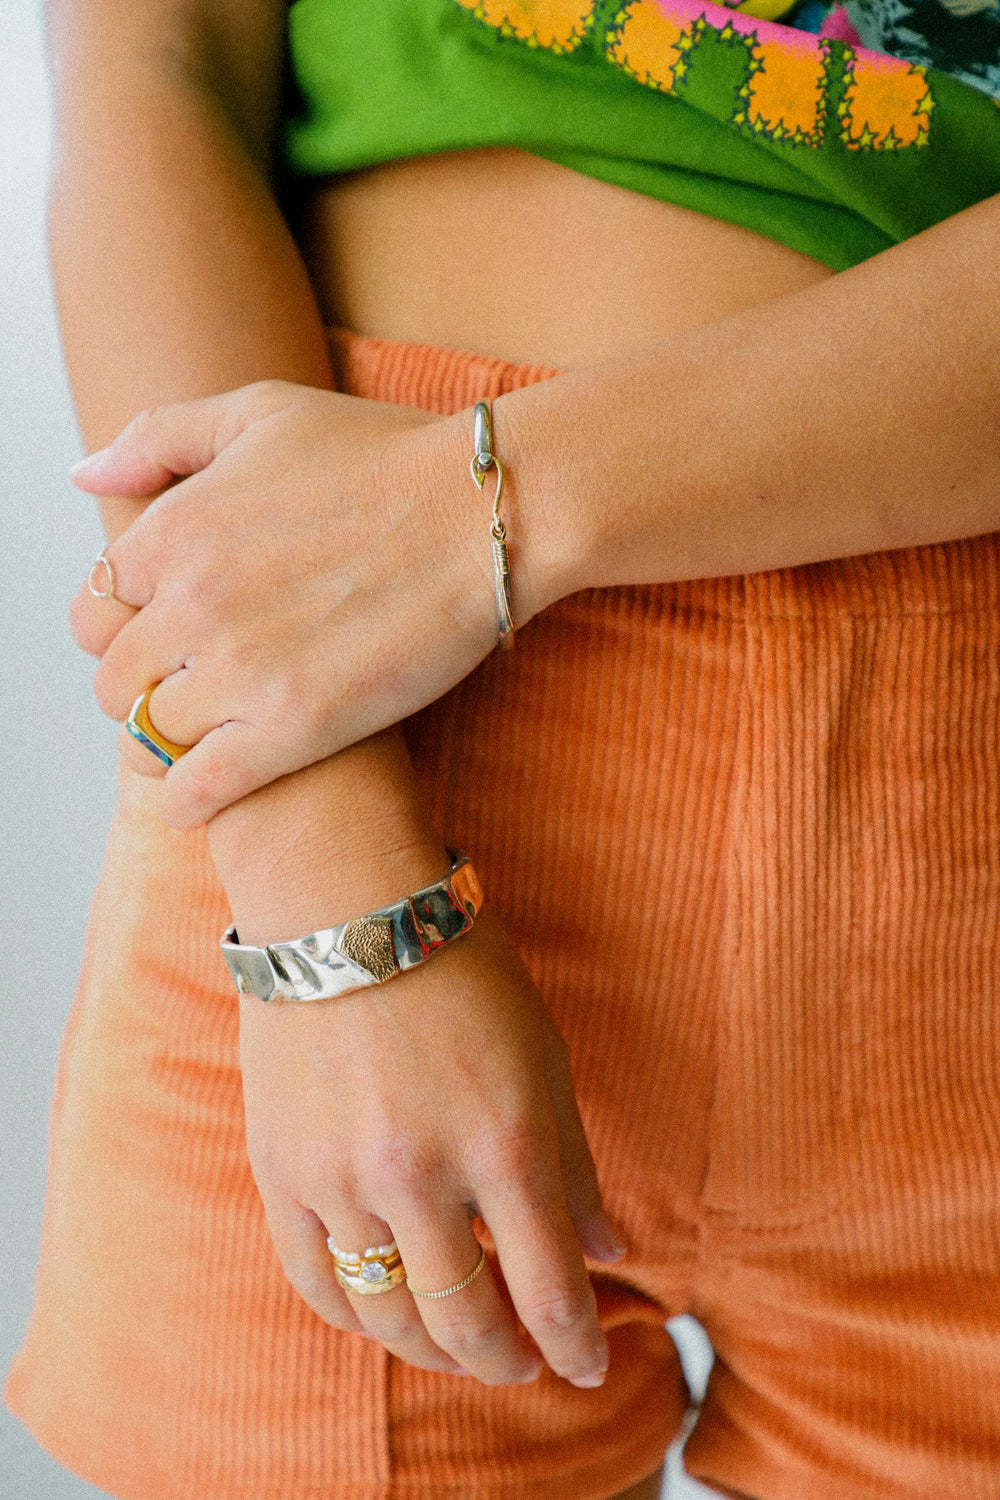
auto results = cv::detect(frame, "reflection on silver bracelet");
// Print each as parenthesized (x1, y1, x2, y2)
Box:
(219, 850, 483, 1003)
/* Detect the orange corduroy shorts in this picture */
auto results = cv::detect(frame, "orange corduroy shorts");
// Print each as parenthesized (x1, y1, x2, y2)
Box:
(7, 331, 1000, 1500)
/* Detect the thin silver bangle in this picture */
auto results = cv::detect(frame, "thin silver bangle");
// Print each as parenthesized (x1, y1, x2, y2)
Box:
(470, 400, 514, 651)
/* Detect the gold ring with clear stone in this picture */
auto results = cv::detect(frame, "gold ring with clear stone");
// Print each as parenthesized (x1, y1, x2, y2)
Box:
(327, 1238, 407, 1295)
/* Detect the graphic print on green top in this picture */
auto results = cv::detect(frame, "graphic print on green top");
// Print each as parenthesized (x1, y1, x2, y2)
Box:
(284, 0, 1000, 269)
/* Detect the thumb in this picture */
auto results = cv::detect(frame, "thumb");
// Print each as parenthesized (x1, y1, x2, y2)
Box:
(69, 379, 298, 497)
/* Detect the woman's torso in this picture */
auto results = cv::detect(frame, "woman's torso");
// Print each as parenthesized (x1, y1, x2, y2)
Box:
(301, 147, 834, 369)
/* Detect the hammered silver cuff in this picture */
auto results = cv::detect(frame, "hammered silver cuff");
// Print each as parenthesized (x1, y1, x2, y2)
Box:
(220, 850, 483, 1003)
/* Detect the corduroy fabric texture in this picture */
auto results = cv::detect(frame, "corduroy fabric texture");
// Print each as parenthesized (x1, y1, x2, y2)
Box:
(7, 329, 1000, 1499)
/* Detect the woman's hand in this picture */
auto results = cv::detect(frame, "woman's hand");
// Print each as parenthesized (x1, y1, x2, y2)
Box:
(239, 908, 622, 1386)
(69, 381, 561, 830)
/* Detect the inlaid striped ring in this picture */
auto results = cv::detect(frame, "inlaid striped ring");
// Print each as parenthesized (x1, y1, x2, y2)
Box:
(125, 687, 191, 769)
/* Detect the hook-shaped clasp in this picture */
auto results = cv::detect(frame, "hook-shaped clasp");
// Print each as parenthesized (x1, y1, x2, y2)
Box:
(469, 401, 513, 650)
(470, 401, 505, 539)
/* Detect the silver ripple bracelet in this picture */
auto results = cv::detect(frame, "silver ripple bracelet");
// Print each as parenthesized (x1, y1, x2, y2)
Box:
(220, 851, 483, 1003)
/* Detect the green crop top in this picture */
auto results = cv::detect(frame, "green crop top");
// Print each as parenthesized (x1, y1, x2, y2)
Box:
(284, 0, 1000, 269)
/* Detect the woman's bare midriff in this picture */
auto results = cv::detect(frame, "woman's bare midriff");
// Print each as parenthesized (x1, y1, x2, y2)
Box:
(302, 147, 834, 369)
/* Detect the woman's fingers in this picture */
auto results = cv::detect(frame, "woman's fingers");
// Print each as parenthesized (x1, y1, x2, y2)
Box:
(69, 381, 297, 498)
(539, 1008, 626, 1264)
(263, 1192, 473, 1377)
(159, 719, 310, 830)
(92, 605, 186, 724)
(71, 516, 172, 670)
(477, 1163, 610, 1389)
(252, 1191, 367, 1332)
(390, 1205, 543, 1386)
(70, 581, 137, 659)
(113, 697, 283, 820)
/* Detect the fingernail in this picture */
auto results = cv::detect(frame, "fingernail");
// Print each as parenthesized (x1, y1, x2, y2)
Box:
(584, 1221, 628, 1262)
(569, 1369, 607, 1389)
(69, 452, 105, 478)
(69, 451, 114, 487)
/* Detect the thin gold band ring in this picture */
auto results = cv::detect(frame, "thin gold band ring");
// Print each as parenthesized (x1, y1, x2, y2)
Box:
(409, 1246, 487, 1300)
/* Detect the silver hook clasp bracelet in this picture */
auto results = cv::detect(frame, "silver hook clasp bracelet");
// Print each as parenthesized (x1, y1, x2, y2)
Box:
(470, 400, 514, 652)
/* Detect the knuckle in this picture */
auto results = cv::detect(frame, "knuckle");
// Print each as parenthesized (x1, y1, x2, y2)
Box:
(282, 1262, 350, 1327)
(306, 1160, 358, 1212)
(245, 378, 294, 415)
(279, 1251, 324, 1299)
(361, 1307, 419, 1345)
(366, 1135, 436, 1200)
(171, 567, 226, 622)
(248, 377, 287, 400)
(474, 1118, 542, 1181)
(165, 740, 265, 828)
(220, 633, 264, 681)
(163, 760, 229, 825)
(140, 498, 175, 558)
(268, 659, 314, 722)
(129, 404, 176, 465)
(131, 402, 168, 437)
(521, 1285, 593, 1339)
(93, 661, 125, 720)
(430, 1311, 505, 1361)
(176, 752, 227, 803)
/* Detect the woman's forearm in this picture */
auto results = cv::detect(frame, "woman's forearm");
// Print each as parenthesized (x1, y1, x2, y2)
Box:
(60, 5, 1000, 849)
(51, 2, 445, 938)
(47, 2, 334, 504)
(500, 192, 1000, 604)
(63, 189, 1000, 832)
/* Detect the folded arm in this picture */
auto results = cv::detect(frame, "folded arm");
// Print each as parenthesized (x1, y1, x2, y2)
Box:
(51, 0, 617, 1389)
(71, 188, 1000, 824)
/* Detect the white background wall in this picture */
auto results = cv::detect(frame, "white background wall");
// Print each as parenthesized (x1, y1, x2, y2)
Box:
(1, 1, 118, 1496)
(0, 4, 713, 1495)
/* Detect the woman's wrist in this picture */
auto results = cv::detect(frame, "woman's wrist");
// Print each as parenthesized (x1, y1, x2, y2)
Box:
(399, 394, 577, 637)
(207, 730, 449, 948)
(490, 385, 600, 616)
(493, 197, 1000, 596)
(490, 355, 675, 606)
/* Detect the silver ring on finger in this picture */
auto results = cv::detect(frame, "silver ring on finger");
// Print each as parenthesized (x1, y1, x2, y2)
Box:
(327, 1237, 407, 1295)
(87, 553, 120, 601)
(408, 1246, 487, 1300)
